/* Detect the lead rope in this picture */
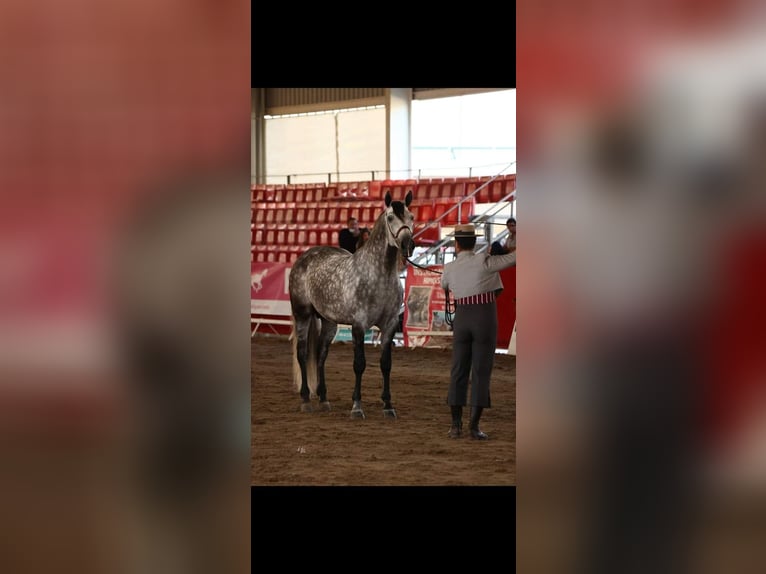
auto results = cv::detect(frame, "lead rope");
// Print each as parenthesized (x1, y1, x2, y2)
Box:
(444, 288, 456, 327)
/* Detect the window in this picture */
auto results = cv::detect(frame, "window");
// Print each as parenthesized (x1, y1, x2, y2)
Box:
(411, 90, 516, 178)
(265, 106, 386, 184)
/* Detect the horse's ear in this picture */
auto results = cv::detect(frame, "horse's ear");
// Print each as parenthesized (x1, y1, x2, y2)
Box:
(384, 191, 392, 207)
(405, 189, 413, 207)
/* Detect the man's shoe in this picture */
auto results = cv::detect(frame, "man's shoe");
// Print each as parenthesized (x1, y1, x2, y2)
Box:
(448, 422, 462, 438)
(448, 405, 463, 438)
(469, 406, 488, 440)
(470, 428, 489, 440)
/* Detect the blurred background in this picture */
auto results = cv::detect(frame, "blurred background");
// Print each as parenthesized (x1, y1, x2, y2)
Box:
(4, 0, 766, 570)
(517, 0, 766, 572)
(0, 1, 250, 573)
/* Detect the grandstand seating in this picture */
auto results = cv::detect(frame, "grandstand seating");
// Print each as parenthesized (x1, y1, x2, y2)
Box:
(250, 175, 515, 261)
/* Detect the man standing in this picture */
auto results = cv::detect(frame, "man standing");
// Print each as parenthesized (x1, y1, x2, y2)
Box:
(338, 217, 360, 253)
(441, 224, 516, 439)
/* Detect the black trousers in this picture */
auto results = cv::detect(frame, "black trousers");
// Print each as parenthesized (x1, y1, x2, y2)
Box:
(448, 301, 497, 408)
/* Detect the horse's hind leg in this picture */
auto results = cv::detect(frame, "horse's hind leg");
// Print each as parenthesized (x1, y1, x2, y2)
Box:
(314, 318, 337, 411)
(293, 316, 313, 412)
(379, 319, 399, 419)
(350, 325, 367, 419)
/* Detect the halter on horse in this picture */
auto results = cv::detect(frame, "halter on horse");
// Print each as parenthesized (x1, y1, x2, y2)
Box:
(288, 190, 415, 419)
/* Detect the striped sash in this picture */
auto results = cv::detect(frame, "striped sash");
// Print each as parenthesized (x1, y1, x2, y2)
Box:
(455, 291, 496, 305)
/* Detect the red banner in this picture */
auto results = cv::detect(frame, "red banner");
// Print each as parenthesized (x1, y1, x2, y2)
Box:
(251, 262, 292, 317)
(496, 266, 516, 349)
(402, 265, 450, 348)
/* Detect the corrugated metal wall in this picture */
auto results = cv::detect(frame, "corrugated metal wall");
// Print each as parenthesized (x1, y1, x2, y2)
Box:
(262, 88, 507, 113)
(412, 87, 509, 99)
(264, 88, 386, 114)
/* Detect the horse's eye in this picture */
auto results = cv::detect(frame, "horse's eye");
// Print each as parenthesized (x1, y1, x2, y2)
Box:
(387, 214, 394, 221)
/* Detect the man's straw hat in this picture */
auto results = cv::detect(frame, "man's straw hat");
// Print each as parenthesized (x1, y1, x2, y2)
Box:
(454, 224, 476, 237)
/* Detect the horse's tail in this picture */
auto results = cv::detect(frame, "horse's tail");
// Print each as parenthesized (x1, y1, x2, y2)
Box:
(291, 315, 318, 396)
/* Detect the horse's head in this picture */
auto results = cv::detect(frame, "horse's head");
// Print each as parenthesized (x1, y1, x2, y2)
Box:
(383, 190, 415, 258)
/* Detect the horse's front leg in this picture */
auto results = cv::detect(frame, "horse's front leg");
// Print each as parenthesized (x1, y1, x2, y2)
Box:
(379, 320, 398, 419)
(350, 325, 366, 419)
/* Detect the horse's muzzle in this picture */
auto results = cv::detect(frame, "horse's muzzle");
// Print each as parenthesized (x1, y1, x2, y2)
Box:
(400, 235, 415, 258)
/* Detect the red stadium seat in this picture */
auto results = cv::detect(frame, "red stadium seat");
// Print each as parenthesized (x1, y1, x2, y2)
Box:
(411, 199, 434, 222)
(274, 204, 287, 224)
(489, 179, 505, 203)
(475, 181, 489, 203)
(335, 182, 350, 199)
(391, 181, 406, 200)
(431, 181, 445, 199)
(434, 197, 475, 225)
(253, 226, 264, 244)
(367, 180, 382, 199)
(440, 182, 457, 197)
(253, 246, 267, 262)
(359, 205, 372, 224)
(254, 203, 268, 224)
(413, 222, 441, 245)
(456, 197, 475, 223)
(464, 180, 479, 199)
(433, 198, 453, 224)
(346, 183, 360, 199)
(380, 180, 394, 199)
(503, 174, 516, 199)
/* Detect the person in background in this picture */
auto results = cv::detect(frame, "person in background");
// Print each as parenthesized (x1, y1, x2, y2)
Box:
(441, 224, 517, 440)
(490, 217, 516, 255)
(338, 217, 360, 253)
(356, 227, 370, 250)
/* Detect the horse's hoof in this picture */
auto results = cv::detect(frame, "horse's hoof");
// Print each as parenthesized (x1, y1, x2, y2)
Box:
(383, 409, 397, 419)
(319, 401, 332, 412)
(350, 409, 366, 420)
(300, 403, 313, 413)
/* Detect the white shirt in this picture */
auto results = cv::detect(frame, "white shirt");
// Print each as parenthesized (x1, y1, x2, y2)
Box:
(441, 250, 516, 300)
